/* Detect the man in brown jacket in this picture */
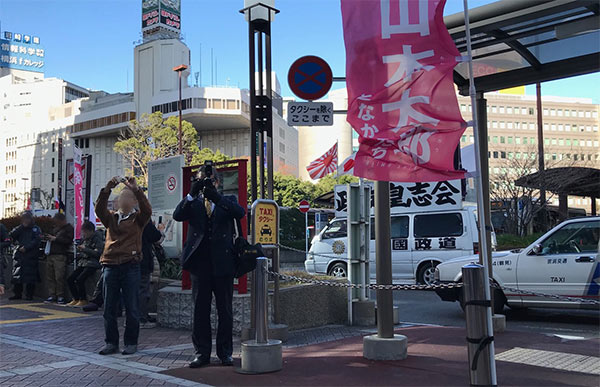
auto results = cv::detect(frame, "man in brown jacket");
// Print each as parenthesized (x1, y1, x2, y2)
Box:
(95, 177, 151, 356)
(44, 213, 74, 305)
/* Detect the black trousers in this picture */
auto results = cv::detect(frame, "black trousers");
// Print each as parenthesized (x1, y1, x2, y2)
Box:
(13, 283, 35, 298)
(67, 266, 97, 301)
(191, 260, 234, 359)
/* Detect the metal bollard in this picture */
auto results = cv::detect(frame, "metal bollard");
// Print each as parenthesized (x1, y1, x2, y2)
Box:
(462, 263, 497, 386)
(255, 257, 268, 344)
(239, 257, 282, 374)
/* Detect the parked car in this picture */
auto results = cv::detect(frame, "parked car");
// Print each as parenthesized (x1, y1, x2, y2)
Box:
(434, 217, 600, 314)
(305, 206, 495, 285)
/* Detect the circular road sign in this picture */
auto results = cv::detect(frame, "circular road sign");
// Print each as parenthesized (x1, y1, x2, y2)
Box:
(299, 199, 310, 213)
(288, 56, 333, 101)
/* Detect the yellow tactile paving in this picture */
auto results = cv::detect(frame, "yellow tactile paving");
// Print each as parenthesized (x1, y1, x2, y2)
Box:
(0, 303, 87, 324)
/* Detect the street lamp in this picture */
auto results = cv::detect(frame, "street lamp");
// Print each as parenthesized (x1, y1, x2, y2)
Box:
(173, 64, 188, 155)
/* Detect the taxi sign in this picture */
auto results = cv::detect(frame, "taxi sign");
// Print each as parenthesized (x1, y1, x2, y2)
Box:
(288, 55, 333, 101)
(252, 199, 279, 246)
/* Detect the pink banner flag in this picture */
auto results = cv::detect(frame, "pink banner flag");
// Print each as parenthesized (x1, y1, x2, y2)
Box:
(73, 146, 84, 239)
(341, 0, 466, 182)
(306, 142, 338, 180)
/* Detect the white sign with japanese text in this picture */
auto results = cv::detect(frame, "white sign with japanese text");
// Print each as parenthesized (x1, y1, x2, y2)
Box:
(287, 101, 333, 126)
(334, 180, 462, 218)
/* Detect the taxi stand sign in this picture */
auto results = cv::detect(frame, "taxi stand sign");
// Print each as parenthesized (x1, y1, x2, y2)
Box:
(252, 199, 279, 246)
(287, 101, 333, 127)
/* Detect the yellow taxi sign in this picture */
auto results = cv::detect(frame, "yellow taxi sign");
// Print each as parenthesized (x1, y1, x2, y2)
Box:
(252, 199, 279, 245)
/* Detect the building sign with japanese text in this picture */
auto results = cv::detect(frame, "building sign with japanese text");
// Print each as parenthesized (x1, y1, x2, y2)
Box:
(341, 0, 466, 183)
(334, 179, 462, 217)
(142, 0, 180, 33)
(287, 101, 333, 126)
(0, 31, 44, 73)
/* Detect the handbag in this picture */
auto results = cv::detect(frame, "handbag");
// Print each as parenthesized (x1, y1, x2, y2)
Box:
(232, 219, 264, 278)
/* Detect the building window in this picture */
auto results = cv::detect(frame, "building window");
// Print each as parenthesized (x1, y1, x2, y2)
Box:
(543, 108, 548, 116)
(491, 106, 497, 113)
(493, 151, 498, 158)
(52, 142, 56, 152)
(51, 173, 55, 183)
(500, 136, 505, 144)
(279, 128, 285, 139)
(550, 109, 556, 116)
(52, 158, 55, 167)
(279, 142, 285, 153)
(499, 106, 505, 114)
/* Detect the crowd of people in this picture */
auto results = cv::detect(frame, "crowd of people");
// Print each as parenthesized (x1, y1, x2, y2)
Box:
(0, 168, 243, 366)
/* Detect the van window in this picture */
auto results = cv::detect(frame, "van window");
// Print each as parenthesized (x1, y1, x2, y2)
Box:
(414, 213, 463, 237)
(322, 219, 347, 239)
(370, 216, 409, 239)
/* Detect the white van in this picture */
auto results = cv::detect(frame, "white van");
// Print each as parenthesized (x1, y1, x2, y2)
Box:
(304, 205, 495, 285)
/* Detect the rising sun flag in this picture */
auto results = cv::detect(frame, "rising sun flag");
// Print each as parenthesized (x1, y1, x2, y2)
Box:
(306, 142, 338, 180)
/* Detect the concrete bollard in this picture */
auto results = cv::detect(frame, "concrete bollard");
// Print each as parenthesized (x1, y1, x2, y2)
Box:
(462, 263, 497, 386)
(240, 257, 282, 374)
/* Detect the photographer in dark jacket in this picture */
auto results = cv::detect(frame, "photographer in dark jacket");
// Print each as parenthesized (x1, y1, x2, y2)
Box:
(44, 213, 74, 304)
(9, 211, 41, 300)
(173, 164, 245, 368)
(66, 221, 104, 307)
(139, 222, 162, 328)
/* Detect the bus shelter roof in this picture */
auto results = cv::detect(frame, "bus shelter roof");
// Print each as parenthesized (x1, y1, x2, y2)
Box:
(445, 0, 600, 95)
(515, 167, 600, 198)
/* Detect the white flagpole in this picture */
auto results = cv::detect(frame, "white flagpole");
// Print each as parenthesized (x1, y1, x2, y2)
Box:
(463, 0, 497, 383)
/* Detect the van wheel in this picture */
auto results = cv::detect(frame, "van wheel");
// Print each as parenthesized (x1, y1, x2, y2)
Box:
(417, 262, 437, 285)
(328, 262, 347, 278)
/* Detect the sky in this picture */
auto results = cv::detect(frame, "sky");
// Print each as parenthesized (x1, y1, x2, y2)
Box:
(0, 0, 598, 102)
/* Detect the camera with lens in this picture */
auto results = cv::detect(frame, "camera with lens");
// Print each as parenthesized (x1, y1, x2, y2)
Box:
(190, 160, 215, 192)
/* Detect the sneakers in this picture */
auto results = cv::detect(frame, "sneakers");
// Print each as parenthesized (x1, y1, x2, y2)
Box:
(75, 300, 88, 307)
(82, 302, 99, 312)
(57, 297, 67, 305)
(140, 321, 157, 329)
(44, 296, 56, 303)
(122, 345, 137, 355)
(99, 344, 119, 355)
(66, 300, 79, 307)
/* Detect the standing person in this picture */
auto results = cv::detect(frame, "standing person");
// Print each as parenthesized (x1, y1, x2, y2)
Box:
(95, 177, 151, 356)
(66, 221, 103, 307)
(44, 213, 74, 304)
(173, 167, 245, 368)
(0, 223, 11, 295)
(9, 211, 41, 300)
(139, 222, 163, 328)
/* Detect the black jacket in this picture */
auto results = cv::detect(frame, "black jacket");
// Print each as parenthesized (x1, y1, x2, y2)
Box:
(0, 223, 7, 286)
(173, 194, 245, 277)
(49, 223, 74, 255)
(10, 223, 42, 284)
(141, 222, 162, 274)
(77, 230, 104, 269)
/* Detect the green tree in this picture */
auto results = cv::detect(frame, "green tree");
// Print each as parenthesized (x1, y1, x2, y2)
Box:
(190, 147, 230, 166)
(114, 112, 201, 187)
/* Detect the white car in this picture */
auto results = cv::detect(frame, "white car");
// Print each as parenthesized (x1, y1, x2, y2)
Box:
(434, 217, 600, 314)
(305, 206, 496, 285)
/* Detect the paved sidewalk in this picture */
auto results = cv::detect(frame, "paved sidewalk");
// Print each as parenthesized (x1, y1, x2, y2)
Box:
(0, 298, 383, 386)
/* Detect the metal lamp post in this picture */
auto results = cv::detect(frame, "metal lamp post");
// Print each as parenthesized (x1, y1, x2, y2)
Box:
(173, 64, 188, 155)
(21, 177, 29, 210)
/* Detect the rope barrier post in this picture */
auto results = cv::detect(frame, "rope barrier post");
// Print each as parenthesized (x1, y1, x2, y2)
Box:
(240, 257, 282, 374)
(363, 181, 407, 360)
(462, 263, 496, 386)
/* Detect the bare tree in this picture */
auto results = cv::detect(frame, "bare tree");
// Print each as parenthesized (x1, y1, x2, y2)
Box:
(488, 145, 588, 236)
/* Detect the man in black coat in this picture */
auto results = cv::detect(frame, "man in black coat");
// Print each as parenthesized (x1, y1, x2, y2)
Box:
(0, 223, 11, 295)
(9, 211, 42, 300)
(173, 167, 245, 368)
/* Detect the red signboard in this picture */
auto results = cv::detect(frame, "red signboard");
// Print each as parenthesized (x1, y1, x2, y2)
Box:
(288, 56, 333, 101)
(299, 200, 310, 213)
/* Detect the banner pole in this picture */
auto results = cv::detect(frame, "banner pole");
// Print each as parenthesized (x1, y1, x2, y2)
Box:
(462, 0, 497, 383)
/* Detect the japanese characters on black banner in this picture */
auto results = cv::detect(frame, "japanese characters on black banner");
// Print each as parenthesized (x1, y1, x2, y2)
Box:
(334, 180, 462, 218)
(287, 101, 333, 126)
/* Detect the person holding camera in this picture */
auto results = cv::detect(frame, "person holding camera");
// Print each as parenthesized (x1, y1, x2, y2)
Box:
(95, 177, 151, 356)
(173, 163, 245, 368)
(8, 211, 41, 300)
(66, 221, 104, 307)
